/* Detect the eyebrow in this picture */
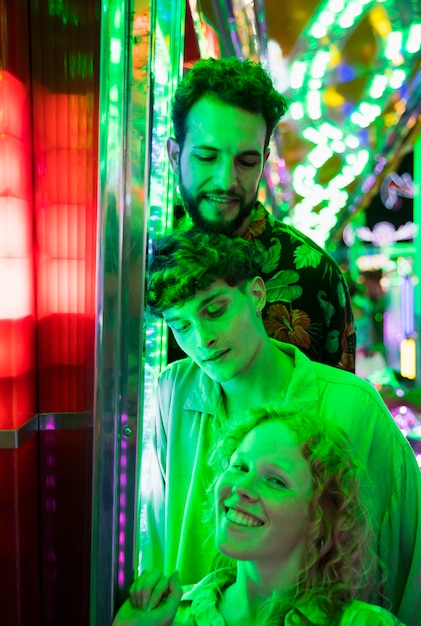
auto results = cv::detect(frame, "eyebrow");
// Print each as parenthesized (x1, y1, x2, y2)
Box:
(164, 290, 228, 325)
(193, 144, 263, 158)
(231, 452, 296, 474)
(264, 461, 295, 473)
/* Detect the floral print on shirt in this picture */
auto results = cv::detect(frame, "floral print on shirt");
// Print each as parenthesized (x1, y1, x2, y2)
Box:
(245, 203, 355, 372)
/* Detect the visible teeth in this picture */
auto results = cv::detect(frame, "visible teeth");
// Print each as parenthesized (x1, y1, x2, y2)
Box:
(207, 196, 235, 204)
(226, 508, 263, 527)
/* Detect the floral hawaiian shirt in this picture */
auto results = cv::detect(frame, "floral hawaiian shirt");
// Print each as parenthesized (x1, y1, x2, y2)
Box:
(244, 203, 355, 372)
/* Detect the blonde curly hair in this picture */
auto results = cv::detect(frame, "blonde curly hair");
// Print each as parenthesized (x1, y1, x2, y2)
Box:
(206, 408, 382, 623)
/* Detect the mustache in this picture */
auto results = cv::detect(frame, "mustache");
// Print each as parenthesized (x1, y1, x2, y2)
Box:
(200, 190, 242, 201)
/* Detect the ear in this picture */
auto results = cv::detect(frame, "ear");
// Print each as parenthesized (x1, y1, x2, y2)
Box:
(264, 149, 270, 165)
(167, 137, 180, 175)
(248, 276, 266, 310)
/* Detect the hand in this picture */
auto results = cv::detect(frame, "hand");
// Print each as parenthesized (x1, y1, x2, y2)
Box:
(112, 570, 182, 626)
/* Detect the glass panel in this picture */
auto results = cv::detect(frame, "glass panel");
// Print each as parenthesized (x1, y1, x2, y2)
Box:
(135, 0, 186, 575)
(90, 0, 151, 621)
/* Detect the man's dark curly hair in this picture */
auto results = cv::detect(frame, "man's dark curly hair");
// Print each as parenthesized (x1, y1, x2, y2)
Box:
(146, 229, 261, 317)
(172, 57, 289, 151)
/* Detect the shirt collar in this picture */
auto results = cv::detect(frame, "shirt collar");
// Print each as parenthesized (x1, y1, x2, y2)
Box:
(181, 568, 331, 626)
(182, 340, 319, 415)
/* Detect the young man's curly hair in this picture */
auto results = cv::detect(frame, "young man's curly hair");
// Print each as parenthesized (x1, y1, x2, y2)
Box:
(146, 229, 261, 317)
(172, 56, 289, 151)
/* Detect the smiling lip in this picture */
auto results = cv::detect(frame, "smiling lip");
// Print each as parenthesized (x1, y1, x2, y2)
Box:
(224, 505, 264, 528)
(202, 349, 230, 363)
(203, 195, 240, 209)
(204, 194, 240, 203)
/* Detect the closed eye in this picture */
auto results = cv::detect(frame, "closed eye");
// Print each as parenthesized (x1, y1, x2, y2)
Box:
(207, 304, 226, 318)
(171, 322, 190, 334)
(195, 155, 216, 162)
(238, 159, 260, 168)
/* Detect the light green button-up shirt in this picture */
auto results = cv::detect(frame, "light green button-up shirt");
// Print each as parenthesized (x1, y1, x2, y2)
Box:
(175, 568, 406, 625)
(141, 341, 421, 626)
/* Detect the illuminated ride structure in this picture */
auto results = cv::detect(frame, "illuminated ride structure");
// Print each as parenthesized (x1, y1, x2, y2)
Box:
(0, 1, 420, 624)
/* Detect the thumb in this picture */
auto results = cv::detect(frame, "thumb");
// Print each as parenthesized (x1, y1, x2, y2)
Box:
(169, 571, 182, 594)
(166, 571, 182, 610)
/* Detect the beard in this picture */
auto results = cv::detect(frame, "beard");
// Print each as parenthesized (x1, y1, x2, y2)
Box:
(179, 178, 257, 236)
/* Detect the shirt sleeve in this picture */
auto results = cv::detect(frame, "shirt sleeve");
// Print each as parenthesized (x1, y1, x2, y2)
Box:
(139, 384, 167, 573)
(341, 601, 408, 625)
(377, 446, 421, 626)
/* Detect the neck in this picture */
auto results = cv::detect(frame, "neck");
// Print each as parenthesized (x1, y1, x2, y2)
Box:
(221, 339, 293, 418)
(233, 214, 252, 237)
(222, 560, 298, 625)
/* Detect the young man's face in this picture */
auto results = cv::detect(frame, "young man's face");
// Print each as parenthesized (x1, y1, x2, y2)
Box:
(167, 95, 269, 235)
(162, 278, 266, 383)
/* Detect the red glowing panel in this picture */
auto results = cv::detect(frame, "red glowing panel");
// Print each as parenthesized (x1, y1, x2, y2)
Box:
(0, 318, 34, 378)
(45, 148, 88, 205)
(0, 259, 34, 320)
(37, 314, 91, 369)
(43, 93, 89, 150)
(37, 203, 87, 260)
(37, 259, 87, 318)
(0, 70, 36, 427)
(0, 71, 26, 139)
(0, 135, 28, 197)
(0, 197, 32, 258)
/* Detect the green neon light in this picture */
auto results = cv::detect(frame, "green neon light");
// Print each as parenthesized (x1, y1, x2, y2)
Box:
(283, 0, 421, 245)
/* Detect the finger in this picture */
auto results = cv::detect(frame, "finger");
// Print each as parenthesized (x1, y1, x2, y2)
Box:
(130, 569, 165, 609)
(146, 573, 171, 611)
(164, 571, 183, 614)
(168, 571, 182, 598)
(147, 571, 182, 619)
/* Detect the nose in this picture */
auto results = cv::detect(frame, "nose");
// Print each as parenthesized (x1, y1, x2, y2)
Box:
(214, 157, 238, 191)
(232, 474, 258, 501)
(194, 320, 218, 351)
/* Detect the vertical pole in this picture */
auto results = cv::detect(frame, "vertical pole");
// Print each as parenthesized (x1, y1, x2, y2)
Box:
(91, 0, 145, 622)
(413, 134, 421, 385)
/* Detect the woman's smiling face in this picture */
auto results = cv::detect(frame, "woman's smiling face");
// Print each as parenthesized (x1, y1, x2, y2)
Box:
(215, 420, 313, 568)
